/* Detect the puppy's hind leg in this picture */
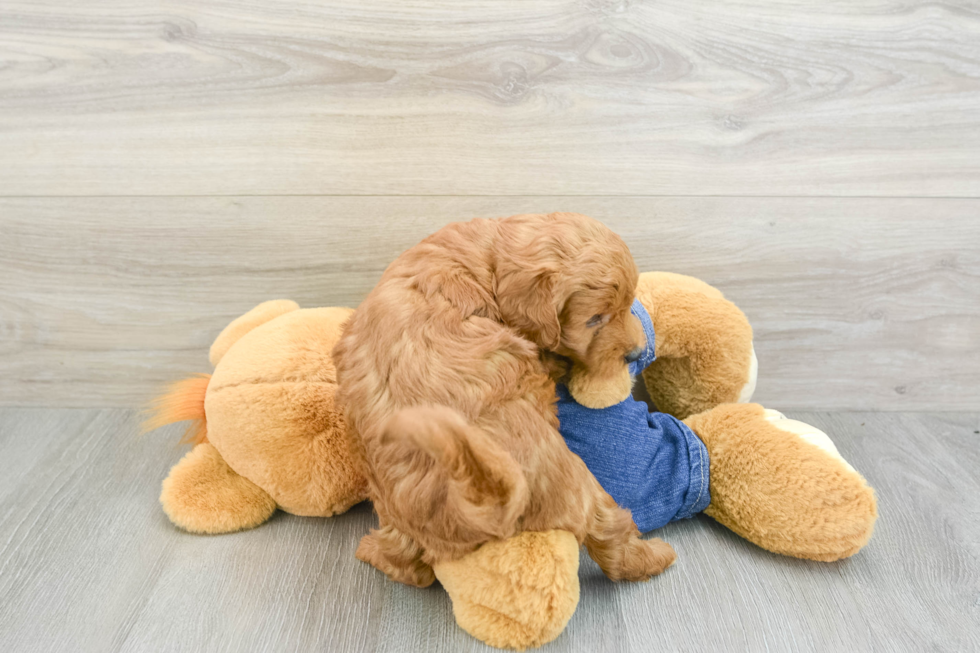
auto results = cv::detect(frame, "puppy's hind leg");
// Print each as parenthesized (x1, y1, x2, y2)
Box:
(356, 524, 435, 588)
(584, 489, 676, 582)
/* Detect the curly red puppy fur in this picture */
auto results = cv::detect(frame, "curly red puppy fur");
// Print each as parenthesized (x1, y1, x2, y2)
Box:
(333, 212, 676, 587)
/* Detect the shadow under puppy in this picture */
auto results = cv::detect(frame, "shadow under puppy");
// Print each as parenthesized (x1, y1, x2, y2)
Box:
(332, 212, 675, 587)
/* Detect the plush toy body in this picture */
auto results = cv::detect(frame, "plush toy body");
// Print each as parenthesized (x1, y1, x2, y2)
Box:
(147, 303, 369, 533)
(147, 271, 877, 651)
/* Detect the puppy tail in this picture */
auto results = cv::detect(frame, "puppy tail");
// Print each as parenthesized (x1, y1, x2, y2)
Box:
(141, 374, 211, 445)
(380, 405, 529, 551)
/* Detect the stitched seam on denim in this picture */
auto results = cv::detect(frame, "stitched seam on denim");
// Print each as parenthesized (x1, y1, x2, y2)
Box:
(693, 435, 705, 513)
(682, 429, 705, 518)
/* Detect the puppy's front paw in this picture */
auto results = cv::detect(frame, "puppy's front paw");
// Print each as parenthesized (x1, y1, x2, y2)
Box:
(567, 363, 634, 409)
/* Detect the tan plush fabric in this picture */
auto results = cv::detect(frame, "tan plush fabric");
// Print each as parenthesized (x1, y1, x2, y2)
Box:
(434, 530, 580, 651)
(685, 403, 877, 562)
(636, 272, 755, 420)
(160, 443, 276, 534)
(209, 299, 300, 366)
(206, 306, 368, 517)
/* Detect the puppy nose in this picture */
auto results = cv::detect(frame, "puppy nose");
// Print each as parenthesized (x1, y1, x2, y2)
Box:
(625, 347, 644, 364)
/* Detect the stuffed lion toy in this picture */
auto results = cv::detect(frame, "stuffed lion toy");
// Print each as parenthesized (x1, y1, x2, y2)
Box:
(145, 271, 876, 651)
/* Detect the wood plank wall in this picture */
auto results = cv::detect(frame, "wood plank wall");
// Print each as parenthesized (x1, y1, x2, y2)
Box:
(1, 1, 978, 408)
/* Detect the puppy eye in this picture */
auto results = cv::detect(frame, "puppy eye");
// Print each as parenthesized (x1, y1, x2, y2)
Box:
(586, 314, 605, 328)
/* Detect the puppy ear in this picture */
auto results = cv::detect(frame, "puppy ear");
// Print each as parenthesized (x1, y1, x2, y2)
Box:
(497, 266, 562, 351)
(525, 271, 562, 350)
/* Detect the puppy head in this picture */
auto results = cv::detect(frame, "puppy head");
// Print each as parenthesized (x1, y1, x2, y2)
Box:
(495, 213, 644, 408)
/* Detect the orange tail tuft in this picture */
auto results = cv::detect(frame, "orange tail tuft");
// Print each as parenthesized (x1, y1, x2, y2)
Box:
(142, 374, 212, 445)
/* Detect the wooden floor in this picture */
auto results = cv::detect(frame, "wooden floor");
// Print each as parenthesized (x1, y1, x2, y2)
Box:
(1, 408, 978, 652)
(2, 2, 979, 652)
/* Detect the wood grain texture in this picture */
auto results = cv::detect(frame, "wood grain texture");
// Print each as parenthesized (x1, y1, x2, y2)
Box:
(1, 0, 979, 196)
(2, 3, 977, 649)
(0, 409, 977, 652)
(2, 196, 978, 410)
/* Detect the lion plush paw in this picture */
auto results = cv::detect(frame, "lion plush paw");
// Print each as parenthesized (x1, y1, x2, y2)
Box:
(433, 530, 580, 651)
(160, 443, 277, 534)
(761, 409, 857, 472)
(686, 403, 877, 562)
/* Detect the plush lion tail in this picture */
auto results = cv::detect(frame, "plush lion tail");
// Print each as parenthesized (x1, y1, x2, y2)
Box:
(141, 374, 212, 445)
(379, 406, 529, 556)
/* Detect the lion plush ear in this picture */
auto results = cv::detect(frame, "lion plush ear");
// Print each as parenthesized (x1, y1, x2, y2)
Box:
(497, 266, 562, 351)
